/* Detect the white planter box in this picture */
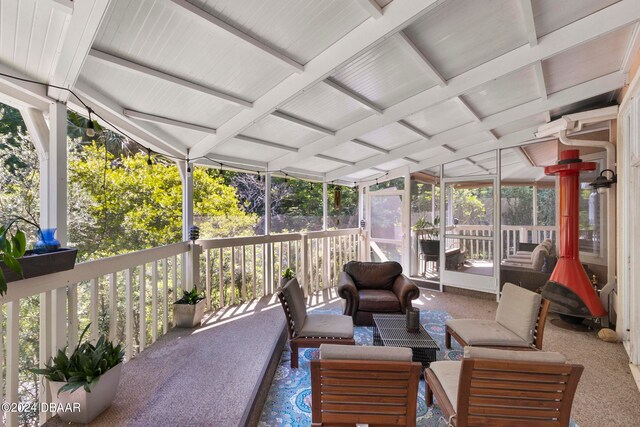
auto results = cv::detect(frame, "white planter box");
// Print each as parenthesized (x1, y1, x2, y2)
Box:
(49, 363, 122, 424)
(173, 298, 205, 327)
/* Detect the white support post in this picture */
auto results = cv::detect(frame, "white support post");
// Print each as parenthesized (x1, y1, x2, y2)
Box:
(6, 302, 19, 427)
(533, 184, 538, 226)
(264, 173, 273, 293)
(301, 234, 310, 297)
(403, 171, 411, 273)
(322, 182, 330, 287)
(139, 264, 146, 353)
(178, 160, 194, 291)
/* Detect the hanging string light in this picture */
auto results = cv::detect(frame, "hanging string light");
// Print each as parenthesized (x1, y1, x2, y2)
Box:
(85, 108, 96, 137)
(146, 148, 153, 166)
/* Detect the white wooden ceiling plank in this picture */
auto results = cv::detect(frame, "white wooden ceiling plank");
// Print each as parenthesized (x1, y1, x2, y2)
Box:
(397, 120, 431, 139)
(86, 48, 253, 108)
(351, 138, 390, 154)
(123, 109, 217, 134)
(518, 0, 538, 46)
(271, 110, 336, 135)
(268, 1, 639, 171)
(168, 0, 303, 73)
(354, 0, 384, 19)
(188, 0, 444, 158)
(0, 63, 52, 109)
(47, 0, 111, 102)
(323, 78, 383, 114)
(323, 71, 624, 180)
(197, 154, 267, 170)
(396, 31, 446, 87)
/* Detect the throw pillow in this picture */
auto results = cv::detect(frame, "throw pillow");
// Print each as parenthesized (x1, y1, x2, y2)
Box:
(496, 283, 542, 344)
(531, 245, 548, 271)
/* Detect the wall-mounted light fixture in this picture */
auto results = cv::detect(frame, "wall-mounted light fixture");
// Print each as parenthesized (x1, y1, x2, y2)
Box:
(589, 169, 617, 194)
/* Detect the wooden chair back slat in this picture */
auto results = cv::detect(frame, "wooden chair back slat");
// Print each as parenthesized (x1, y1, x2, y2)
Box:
(311, 359, 421, 427)
(455, 358, 584, 427)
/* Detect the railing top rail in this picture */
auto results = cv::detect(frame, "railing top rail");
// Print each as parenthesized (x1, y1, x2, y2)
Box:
(500, 225, 557, 230)
(197, 232, 301, 249)
(1, 242, 190, 303)
(306, 228, 362, 239)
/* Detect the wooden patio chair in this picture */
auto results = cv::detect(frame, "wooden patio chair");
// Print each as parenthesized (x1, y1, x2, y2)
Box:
(425, 347, 583, 427)
(277, 278, 355, 368)
(445, 283, 550, 350)
(311, 344, 422, 427)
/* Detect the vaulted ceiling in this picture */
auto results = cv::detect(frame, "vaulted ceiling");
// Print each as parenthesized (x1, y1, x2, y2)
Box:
(0, 0, 637, 183)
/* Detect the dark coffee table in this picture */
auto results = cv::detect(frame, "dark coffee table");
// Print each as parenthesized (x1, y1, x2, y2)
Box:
(372, 313, 440, 368)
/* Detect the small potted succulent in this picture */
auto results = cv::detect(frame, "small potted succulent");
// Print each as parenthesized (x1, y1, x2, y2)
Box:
(30, 323, 124, 424)
(281, 267, 295, 288)
(173, 288, 206, 328)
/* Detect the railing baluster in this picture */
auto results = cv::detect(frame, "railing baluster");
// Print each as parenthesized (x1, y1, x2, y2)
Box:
(6, 301, 19, 427)
(163, 259, 169, 334)
(90, 277, 99, 342)
(241, 245, 247, 300)
(151, 260, 158, 344)
(205, 249, 211, 310)
(231, 246, 236, 305)
(125, 268, 134, 360)
(262, 243, 267, 297)
(38, 291, 52, 424)
(109, 273, 117, 342)
(139, 264, 146, 353)
(279, 241, 283, 284)
(252, 244, 257, 299)
(68, 284, 79, 349)
(172, 255, 178, 301)
(219, 247, 224, 307)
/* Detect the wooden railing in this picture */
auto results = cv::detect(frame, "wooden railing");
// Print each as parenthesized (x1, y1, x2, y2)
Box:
(197, 228, 365, 307)
(0, 242, 190, 426)
(445, 225, 557, 260)
(0, 228, 365, 426)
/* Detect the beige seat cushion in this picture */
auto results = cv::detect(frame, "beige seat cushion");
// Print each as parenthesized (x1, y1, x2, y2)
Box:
(446, 319, 529, 347)
(320, 344, 411, 361)
(531, 245, 549, 271)
(300, 314, 354, 339)
(464, 346, 566, 363)
(496, 283, 542, 344)
(281, 278, 307, 334)
(428, 361, 461, 412)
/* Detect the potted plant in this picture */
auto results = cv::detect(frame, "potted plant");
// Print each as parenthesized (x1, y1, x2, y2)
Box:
(30, 323, 124, 424)
(173, 288, 206, 328)
(0, 217, 78, 296)
(413, 216, 440, 258)
(281, 267, 295, 288)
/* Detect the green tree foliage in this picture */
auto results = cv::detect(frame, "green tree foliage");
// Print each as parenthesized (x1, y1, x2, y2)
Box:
(68, 143, 257, 260)
(501, 186, 534, 226)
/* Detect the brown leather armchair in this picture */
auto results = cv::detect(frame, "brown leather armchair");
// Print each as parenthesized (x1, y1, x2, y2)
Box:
(338, 261, 420, 326)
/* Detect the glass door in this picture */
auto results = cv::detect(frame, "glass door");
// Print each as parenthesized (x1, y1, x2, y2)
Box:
(366, 188, 405, 266)
(441, 177, 498, 293)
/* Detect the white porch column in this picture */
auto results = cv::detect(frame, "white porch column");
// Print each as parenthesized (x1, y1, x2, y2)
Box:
(322, 182, 330, 287)
(264, 173, 273, 293)
(403, 172, 411, 273)
(178, 160, 194, 291)
(21, 104, 67, 423)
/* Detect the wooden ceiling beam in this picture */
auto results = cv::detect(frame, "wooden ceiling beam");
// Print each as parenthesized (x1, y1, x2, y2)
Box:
(169, 0, 303, 73)
(87, 49, 253, 108)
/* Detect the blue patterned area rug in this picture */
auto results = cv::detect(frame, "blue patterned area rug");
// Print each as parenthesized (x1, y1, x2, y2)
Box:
(258, 308, 578, 427)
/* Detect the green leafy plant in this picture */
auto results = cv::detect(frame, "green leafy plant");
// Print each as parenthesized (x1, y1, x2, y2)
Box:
(30, 323, 124, 395)
(413, 216, 440, 240)
(175, 288, 205, 305)
(0, 216, 40, 296)
(282, 267, 295, 280)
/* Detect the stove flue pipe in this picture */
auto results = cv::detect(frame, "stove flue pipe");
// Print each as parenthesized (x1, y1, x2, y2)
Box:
(542, 150, 607, 318)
